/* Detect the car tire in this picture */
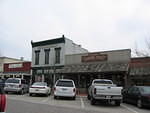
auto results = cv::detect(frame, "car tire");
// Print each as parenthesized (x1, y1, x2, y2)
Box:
(5, 91, 8, 94)
(137, 99, 143, 108)
(87, 94, 91, 100)
(45, 93, 49, 97)
(29, 93, 32, 96)
(20, 89, 24, 95)
(115, 101, 121, 106)
(72, 96, 76, 100)
(54, 95, 57, 99)
(91, 97, 96, 105)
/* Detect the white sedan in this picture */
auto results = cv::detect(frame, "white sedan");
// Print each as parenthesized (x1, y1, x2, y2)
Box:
(29, 82, 51, 96)
(54, 79, 76, 100)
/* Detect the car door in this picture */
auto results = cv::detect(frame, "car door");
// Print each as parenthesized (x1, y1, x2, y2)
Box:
(125, 86, 135, 103)
(129, 87, 140, 104)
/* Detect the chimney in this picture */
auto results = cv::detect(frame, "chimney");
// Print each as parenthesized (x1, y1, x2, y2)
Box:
(20, 57, 24, 61)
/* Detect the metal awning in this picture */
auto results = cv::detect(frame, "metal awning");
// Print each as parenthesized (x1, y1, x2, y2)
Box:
(56, 62, 129, 74)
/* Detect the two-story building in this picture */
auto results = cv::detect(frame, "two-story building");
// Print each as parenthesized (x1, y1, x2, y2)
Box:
(31, 35, 88, 86)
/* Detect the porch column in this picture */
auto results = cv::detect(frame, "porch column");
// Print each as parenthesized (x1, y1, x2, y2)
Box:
(21, 74, 24, 79)
(78, 74, 80, 94)
(42, 74, 44, 82)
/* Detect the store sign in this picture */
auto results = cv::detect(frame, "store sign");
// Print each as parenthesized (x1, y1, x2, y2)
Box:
(9, 63, 23, 68)
(82, 53, 107, 62)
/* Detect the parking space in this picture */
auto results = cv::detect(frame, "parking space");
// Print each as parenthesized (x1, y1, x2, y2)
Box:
(6, 94, 150, 113)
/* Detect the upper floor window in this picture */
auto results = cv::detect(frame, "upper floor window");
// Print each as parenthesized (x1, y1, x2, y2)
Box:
(35, 50, 40, 65)
(45, 49, 50, 64)
(55, 48, 61, 64)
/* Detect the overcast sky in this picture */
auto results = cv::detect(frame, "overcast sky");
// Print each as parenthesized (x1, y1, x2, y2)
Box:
(0, 0, 150, 61)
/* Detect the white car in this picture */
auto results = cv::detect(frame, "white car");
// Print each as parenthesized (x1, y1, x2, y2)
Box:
(29, 82, 51, 96)
(54, 79, 76, 100)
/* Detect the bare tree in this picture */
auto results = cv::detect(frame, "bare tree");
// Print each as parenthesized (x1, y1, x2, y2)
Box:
(134, 37, 150, 57)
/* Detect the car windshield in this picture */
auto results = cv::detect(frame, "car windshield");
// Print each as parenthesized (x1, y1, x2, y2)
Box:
(94, 80, 112, 84)
(33, 82, 47, 86)
(141, 87, 150, 94)
(5, 79, 20, 84)
(56, 80, 74, 87)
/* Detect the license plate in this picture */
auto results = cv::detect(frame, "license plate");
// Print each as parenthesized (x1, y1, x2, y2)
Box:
(35, 89, 39, 91)
(106, 96, 111, 99)
(62, 88, 67, 91)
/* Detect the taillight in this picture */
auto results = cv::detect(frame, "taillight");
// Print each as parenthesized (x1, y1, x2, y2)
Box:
(73, 88, 76, 93)
(19, 84, 21, 88)
(0, 95, 6, 112)
(53, 87, 56, 92)
(94, 88, 96, 95)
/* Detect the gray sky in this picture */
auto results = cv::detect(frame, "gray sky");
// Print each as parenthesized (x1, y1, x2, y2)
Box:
(0, 0, 150, 61)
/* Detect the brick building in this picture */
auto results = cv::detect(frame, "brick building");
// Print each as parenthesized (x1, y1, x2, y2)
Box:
(129, 57, 150, 86)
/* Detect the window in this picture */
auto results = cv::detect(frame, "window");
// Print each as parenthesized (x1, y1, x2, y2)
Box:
(56, 80, 74, 87)
(55, 48, 61, 64)
(35, 50, 40, 65)
(45, 49, 50, 64)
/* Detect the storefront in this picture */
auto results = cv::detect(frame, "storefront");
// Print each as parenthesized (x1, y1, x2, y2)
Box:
(3, 62, 31, 84)
(56, 62, 129, 94)
(129, 57, 150, 86)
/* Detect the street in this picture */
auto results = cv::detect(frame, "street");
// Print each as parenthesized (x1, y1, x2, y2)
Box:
(5, 94, 150, 113)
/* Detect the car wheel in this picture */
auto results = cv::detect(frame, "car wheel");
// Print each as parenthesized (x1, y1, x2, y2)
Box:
(72, 96, 76, 100)
(91, 97, 96, 105)
(20, 89, 24, 95)
(54, 95, 57, 99)
(29, 93, 32, 96)
(87, 94, 91, 100)
(5, 91, 8, 94)
(115, 101, 121, 106)
(137, 99, 143, 108)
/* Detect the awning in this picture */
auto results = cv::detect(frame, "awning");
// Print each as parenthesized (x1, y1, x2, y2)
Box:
(56, 62, 129, 74)
(130, 67, 150, 76)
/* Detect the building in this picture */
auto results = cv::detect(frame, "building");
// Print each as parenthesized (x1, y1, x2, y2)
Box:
(129, 57, 150, 86)
(31, 35, 88, 86)
(56, 49, 131, 93)
(0, 57, 24, 79)
(3, 62, 31, 84)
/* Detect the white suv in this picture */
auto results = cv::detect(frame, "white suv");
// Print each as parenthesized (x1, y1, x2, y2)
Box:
(54, 79, 76, 100)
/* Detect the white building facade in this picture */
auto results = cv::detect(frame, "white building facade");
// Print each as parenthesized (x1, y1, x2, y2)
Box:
(31, 35, 88, 85)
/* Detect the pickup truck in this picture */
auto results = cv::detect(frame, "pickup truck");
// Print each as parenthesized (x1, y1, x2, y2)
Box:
(87, 79, 122, 106)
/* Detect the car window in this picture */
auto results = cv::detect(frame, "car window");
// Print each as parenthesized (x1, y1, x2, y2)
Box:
(5, 79, 20, 84)
(56, 80, 74, 87)
(127, 87, 134, 93)
(33, 82, 47, 86)
(131, 87, 139, 94)
(93, 80, 112, 84)
(141, 87, 150, 94)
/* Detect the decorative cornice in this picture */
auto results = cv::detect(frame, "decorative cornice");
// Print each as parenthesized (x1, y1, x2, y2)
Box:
(31, 36, 65, 47)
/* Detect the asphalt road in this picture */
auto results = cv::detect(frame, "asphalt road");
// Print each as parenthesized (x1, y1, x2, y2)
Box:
(5, 94, 150, 113)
